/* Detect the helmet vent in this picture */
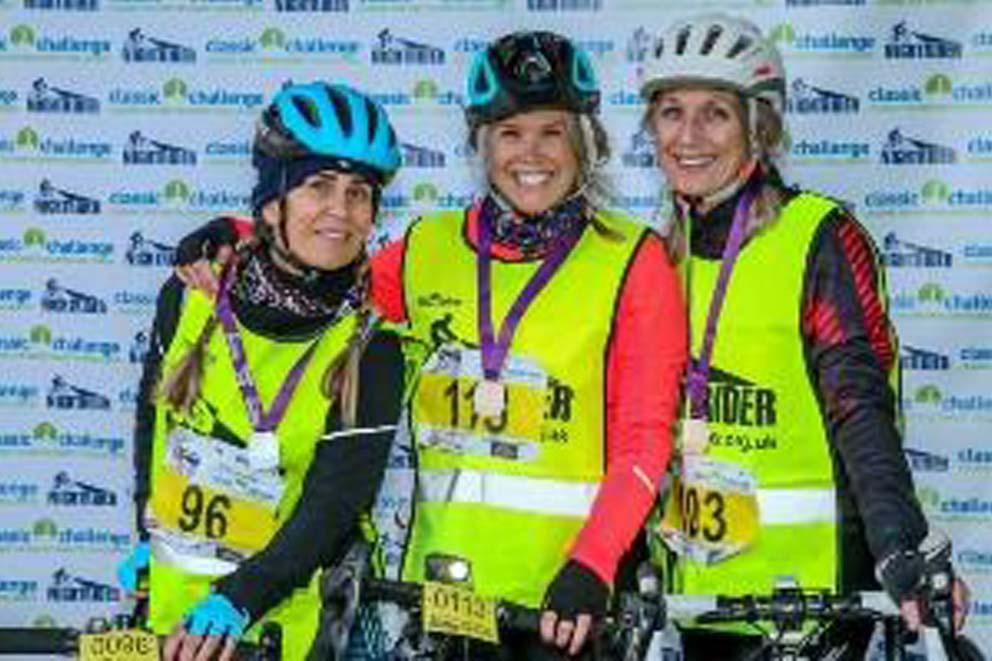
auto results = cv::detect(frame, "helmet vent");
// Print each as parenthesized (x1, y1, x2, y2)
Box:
(292, 97, 320, 128)
(701, 25, 723, 55)
(675, 27, 691, 55)
(386, 125, 397, 148)
(472, 67, 491, 96)
(327, 87, 353, 137)
(726, 35, 753, 59)
(365, 98, 379, 144)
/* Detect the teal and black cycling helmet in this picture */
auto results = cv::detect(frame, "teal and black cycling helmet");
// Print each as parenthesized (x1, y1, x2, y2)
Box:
(254, 81, 401, 190)
(464, 31, 600, 128)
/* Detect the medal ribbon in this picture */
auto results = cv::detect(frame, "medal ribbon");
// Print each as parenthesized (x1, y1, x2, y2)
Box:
(215, 265, 320, 433)
(686, 185, 758, 420)
(476, 202, 583, 381)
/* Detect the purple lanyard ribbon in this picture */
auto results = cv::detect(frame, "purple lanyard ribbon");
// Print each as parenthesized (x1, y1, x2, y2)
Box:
(476, 203, 583, 381)
(215, 266, 320, 433)
(686, 186, 758, 419)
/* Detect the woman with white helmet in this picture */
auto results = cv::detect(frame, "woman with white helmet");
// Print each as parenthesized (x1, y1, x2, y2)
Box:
(638, 14, 968, 659)
(119, 81, 405, 661)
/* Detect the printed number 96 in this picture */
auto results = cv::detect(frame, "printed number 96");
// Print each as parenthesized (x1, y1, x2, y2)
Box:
(178, 485, 231, 539)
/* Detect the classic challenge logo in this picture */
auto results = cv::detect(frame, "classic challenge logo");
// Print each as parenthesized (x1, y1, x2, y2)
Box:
(204, 27, 359, 63)
(0, 228, 113, 264)
(107, 179, 250, 214)
(0, 422, 125, 457)
(0, 324, 120, 361)
(868, 73, 992, 110)
(0, 126, 111, 162)
(769, 23, 875, 58)
(863, 179, 992, 216)
(889, 282, 992, 319)
(0, 519, 130, 553)
(1, 24, 111, 60)
(107, 78, 263, 113)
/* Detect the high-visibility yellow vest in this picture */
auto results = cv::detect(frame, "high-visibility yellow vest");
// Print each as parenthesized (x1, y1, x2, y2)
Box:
(395, 207, 647, 607)
(147, 285, 355, 661)
(664, 192, 896, 599)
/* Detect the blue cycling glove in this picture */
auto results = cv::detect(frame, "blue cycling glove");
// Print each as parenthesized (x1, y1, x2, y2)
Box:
(116, 542, 150, 592)
(185, 593, 250, 639)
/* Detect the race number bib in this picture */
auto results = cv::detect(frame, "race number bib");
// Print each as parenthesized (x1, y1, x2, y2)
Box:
(421, 581, 499, 644)
(412, 345, 547, 461)
(658, 455, 759, 565)
(150, 427, 284, 559)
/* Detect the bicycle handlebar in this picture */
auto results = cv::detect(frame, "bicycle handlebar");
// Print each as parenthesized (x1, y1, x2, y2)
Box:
(360, 577, 543, 634)
(685, 590, 899, 626)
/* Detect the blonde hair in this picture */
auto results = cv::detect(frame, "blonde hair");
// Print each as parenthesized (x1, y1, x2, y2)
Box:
(469, 111, 624, 241)
(158, 241, 374, 429)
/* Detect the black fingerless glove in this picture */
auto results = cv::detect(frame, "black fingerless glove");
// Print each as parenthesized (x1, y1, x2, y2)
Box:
(543, 560, 610, 621)
(876, 547, 926, 604)
(173, 216, 240, 266)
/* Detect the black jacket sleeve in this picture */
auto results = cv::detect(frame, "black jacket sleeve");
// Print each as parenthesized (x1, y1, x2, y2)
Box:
(214, 330, 404, 620)
(133, 275, 186, 540)
(802, 212, 928, 584)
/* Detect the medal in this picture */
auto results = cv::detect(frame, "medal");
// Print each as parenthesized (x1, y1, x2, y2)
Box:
(474, 379, 505, 418)
(215, 265, 320, 474)
(681, 418, 710, 455)
(247, 430, 280, 471)
(475, 200, 581, 422)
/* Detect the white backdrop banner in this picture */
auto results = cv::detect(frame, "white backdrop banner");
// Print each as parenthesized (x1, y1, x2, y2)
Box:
(0, 0, 989, 653)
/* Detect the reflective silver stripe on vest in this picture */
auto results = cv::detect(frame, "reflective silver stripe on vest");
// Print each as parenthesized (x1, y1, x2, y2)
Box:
(418, 469, 600, 518)
(757, 487, 836, 525)
(149, 533, 238, 576)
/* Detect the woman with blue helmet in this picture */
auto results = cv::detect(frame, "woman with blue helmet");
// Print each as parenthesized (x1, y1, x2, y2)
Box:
(120, 81, 405, 661)
(171, 31, 686, 658)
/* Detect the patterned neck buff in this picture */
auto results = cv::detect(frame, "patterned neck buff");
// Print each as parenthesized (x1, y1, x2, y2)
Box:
(485, 191, 589, 256)
(232, 244, 361, 324)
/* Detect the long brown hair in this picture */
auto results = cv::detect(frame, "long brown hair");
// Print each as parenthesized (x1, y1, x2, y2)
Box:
(319, 253, 374, 428)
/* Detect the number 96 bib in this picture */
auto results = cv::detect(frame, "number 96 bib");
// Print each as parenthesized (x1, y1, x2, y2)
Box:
(150, 427, 285, 571)
(658, 455, 760, 565)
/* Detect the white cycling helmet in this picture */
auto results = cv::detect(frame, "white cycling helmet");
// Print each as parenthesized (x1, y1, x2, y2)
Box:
(638, 14, 786, 117)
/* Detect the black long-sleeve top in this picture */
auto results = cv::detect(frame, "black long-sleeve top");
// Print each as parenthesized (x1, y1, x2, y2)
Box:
(688, 173, 928, 591)
(132, 271, 404, 620)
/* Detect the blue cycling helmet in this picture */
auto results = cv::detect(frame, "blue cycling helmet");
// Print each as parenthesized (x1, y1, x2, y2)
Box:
(464, 31, 600, 128)
(255, 82, 401, 187)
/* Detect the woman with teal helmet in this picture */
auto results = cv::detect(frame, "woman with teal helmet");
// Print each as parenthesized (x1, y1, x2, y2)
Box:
(120, 81, 405, 661)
